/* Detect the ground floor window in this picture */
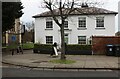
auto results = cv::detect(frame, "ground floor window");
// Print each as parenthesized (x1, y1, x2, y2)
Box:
(46, 36, 53, 44)
(78, 36, 86, 44)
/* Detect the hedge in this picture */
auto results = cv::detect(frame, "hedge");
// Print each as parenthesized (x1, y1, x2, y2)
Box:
(66, 44, 91, 50)
(34, 44, 53, 54)
(33, 44, 92, 55)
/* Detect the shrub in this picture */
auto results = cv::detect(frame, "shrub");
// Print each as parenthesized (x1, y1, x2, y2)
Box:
(21, 43, 34, 49)
(34, 44, 53, 54)
(66, 44, 91, 50)
(34, 44, 92, 55)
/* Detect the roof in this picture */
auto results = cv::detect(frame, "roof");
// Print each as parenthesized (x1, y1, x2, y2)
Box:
(33, 7, 118, 18)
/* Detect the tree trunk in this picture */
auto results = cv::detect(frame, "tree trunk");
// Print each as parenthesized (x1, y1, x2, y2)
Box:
(60, 24, 66, 60)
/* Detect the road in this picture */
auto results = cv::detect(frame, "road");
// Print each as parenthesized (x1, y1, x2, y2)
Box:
(2, 67, 119, 79)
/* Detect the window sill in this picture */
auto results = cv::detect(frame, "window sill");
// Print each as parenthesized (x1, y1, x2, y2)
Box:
(45, 28, 53, 30)
(77, 27, 87, 30)
(64, 28, 72, 30)
(95, 27, 105, 30)
(58, 28, 72, 31)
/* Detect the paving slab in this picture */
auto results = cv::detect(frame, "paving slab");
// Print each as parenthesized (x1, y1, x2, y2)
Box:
(2, 52, 119, 70)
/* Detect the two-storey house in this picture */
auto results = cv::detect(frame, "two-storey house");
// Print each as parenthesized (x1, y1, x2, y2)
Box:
(118, 1, 120, 31)
(33, 6, 117, 46)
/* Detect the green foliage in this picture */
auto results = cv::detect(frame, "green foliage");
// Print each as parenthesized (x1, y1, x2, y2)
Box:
(21, 43, 34, 49)
(66, 44, 92, 50)
(2, 2, 24, 32)
(115, 31, 120, 36)
(34, 44, 91, 50)
(34, 44, 52, 50)
(50, 59, 76, 64)
(6, 43, 34, 49)
(7, 43, 18, 49)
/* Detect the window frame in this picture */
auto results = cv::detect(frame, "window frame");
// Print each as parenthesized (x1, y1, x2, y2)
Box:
(46, 36, 53, 44)
(64, 21, 68, 28)
(78, 36, 86, 45)
(78, 17, 86, 28)
(96, 17, 104, 28)
(46, 18, 53, 29)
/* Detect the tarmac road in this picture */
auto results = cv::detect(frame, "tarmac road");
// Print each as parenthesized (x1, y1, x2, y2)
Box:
(2, 67, 119, 78)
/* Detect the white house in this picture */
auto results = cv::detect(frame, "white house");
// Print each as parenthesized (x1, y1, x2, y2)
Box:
(118, 1, 120, 31)
(33, 6, 117, 46)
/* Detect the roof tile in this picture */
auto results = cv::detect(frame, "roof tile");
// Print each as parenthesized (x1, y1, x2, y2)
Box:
(33, 7, 117, 18)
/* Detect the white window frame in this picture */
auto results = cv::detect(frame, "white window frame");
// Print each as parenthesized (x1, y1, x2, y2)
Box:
(96, 17, 104, 28)
(78, 36, 86, 45)
(46, 36, 53, 44)
(46, 18, 53, 29)
(78, 17, 86, 28)
(64, 21, 68, 28)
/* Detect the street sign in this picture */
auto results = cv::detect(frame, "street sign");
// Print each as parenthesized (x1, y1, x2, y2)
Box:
(11, 35, 16, 41)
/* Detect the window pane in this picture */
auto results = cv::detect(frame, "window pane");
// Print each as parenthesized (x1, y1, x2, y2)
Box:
(64, 21, 68, 28)
(78, 17, 86, 27)
(96, 17, 104, 27)
(78, 36, 86, 44)
(46, 18, 53, 28)
(46, 21, 53, 28)
(46, 36, 53, 44)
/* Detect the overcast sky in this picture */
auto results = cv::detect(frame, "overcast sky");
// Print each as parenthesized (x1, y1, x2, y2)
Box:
(20, 0, 120, 32)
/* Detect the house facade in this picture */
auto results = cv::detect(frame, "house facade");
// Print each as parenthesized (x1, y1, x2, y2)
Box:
(118, 1, 120, 31)
(33, 7, 117, 46)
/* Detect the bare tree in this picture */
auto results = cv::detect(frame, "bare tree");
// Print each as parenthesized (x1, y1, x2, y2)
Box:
(43, 0, 102, 60)
(43, 0, 76, 60)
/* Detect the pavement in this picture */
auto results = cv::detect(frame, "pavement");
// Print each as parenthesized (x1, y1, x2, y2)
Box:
(2, 50, 120, 71)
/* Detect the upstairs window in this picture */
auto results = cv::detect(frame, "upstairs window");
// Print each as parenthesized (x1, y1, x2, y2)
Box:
(46, 18, 53, 29)
(78, 17, 86, 28)
(78, 36, 86, 44)
(64, 21, 68, 28)
(96, 17, 104, 28)
(46, 36, 53, 44)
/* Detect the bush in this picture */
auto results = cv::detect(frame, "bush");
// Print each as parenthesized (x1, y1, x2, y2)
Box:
(21, 43, 34, 49)
(66, 44, 91, 50)
(34, 44, 92, 55)
(34, 44, 53, 54)
(34, 44, 52, 49)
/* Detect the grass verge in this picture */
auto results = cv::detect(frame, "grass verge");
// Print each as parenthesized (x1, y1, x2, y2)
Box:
(50, 59, 76, 64)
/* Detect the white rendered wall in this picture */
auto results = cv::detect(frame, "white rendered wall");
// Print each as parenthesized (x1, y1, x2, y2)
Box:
(118, 1, 120, 31)
(34, 14, 116, 45)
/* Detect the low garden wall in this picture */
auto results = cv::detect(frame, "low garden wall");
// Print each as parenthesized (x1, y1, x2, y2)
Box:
(33, 44, 92, 55)
(92, 36, 120, 55)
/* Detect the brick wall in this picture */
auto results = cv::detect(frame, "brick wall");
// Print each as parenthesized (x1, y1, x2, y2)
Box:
(92, 36, 120, 55)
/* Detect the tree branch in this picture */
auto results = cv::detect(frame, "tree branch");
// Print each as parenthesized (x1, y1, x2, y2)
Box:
(44, 0, 61, 27)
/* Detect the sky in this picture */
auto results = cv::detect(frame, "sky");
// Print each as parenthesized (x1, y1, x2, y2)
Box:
(20, 0, 120, 32)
